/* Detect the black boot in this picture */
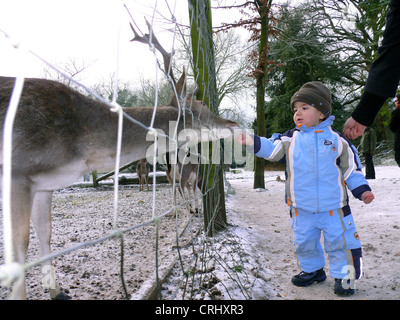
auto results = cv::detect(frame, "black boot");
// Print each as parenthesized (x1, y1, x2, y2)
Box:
(334, 278, 355, 296)
(291, 268, 326, 287)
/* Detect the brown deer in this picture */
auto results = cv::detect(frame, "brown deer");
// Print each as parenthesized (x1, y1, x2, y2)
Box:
(136, 158, 150, 191)
(163, 152, 201, 213)
(0, 70, 239, 299)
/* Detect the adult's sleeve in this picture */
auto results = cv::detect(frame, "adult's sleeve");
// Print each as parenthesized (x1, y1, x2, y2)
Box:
(351, 0, 400, 126)
(365, 0, 400, 97)
(389, 109, 400, 132)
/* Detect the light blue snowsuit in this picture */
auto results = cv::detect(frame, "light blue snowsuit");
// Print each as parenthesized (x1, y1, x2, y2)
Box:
(252, 116, 370, 280)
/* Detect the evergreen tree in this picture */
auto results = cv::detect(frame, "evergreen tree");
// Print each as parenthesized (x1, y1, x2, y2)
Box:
(263, 3, 351, 136)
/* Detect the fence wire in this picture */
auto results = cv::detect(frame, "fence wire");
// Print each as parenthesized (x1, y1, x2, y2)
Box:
(0, 0, 256, 300)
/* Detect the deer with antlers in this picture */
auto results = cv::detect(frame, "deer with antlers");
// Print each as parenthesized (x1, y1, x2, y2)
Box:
(132, 20, 205, 215)
(0, 24, 239, 300)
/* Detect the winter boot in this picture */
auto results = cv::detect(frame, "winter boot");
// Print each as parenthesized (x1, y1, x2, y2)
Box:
(334, 278, 355, 296)
(291, 268, 326, 287)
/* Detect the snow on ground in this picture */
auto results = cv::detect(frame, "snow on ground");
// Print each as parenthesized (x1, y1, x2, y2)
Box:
(161, 165, 400, 300)
(1, 165, 398, 300)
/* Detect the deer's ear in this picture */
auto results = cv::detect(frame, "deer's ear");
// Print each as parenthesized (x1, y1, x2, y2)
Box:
(176, 67, 187, 98)
(169, 68, 187, 108)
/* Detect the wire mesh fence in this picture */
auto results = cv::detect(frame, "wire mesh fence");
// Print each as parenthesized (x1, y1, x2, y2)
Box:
(0, 0, 260, 300)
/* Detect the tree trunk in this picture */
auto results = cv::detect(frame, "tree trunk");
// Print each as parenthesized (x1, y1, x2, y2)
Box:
(188, 0, 227, 236)
(253, 0, 272, 189)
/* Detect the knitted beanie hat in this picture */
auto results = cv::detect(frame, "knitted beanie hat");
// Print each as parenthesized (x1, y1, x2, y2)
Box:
(290, 81, 332, 117)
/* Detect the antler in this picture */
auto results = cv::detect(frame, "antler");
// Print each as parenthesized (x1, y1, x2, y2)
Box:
(130, 19, 176, 88)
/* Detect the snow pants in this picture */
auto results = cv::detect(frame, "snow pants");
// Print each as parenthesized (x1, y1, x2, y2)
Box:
(290, 205, 363, 280)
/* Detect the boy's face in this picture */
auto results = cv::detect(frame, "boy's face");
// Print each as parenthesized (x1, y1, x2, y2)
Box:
(293, 101, 325, 128)
(395, 97, 400, 109)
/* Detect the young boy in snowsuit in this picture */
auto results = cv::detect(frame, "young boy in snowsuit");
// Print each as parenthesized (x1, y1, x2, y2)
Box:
(236, 82, 374, 296)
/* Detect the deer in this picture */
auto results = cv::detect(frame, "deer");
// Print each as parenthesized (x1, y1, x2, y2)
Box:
(136, 158, 150, 191)
(163, 152, 201, 213)
(0, 72, 238, 300)
(0, 50, 240, 302)
(0, 18, 239, 300)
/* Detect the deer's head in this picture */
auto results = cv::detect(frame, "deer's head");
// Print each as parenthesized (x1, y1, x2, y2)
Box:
(130, 21, 240, 142)
(168, 68, 239, 140)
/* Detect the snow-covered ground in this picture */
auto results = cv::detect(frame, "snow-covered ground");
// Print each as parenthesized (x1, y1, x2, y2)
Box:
(161, 165, 400, 300)
(1, 165, 398, 300)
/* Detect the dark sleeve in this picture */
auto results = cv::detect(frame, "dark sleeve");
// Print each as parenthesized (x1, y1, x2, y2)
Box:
(351, 0, 400, 126)
(351, 185, 372, 201)
(252, 135, 261, 154)
(389, 109, 400, 132)
(243, 134, 261, 154)
(364, 0, 400, 97)
(351, 92, 388, 126)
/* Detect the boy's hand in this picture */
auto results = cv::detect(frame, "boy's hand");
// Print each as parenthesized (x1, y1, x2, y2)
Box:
(361, 191, 374, 204)
(235, 132, 254, 146)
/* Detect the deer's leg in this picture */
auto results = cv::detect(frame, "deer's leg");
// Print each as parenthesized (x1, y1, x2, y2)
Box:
(30, 190, 68, 300)
(188, 184, 197, 214)
(191, 183, 199, 214)
(179, 171, 193, 213)
(139, 177, 143, 191)
(8, 179, 33, 300)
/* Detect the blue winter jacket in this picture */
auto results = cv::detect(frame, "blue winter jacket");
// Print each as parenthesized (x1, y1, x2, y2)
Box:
(253, 116, 371, 213)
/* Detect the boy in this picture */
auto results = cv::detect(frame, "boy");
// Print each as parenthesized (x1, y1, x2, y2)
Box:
(236, 82, 374, 296)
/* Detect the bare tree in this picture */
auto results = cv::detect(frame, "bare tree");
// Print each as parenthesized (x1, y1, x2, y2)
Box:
(42, 57, 93, 90)
(309, 0, 389, 105)
(213, 29, 253, 109)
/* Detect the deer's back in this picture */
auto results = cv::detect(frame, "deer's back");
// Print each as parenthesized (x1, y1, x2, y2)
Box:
(0, 77, 104, 174)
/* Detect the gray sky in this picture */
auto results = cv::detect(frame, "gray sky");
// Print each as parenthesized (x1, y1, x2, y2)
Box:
(0, 0, 265, 122)
(0, 0, 247, 85)
(0, 0, 195, 84)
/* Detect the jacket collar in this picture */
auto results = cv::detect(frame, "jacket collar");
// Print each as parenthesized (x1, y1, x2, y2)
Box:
(296, 115, 335, 132)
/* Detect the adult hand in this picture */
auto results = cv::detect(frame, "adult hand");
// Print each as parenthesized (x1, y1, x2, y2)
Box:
(343, 117, 367, 140)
